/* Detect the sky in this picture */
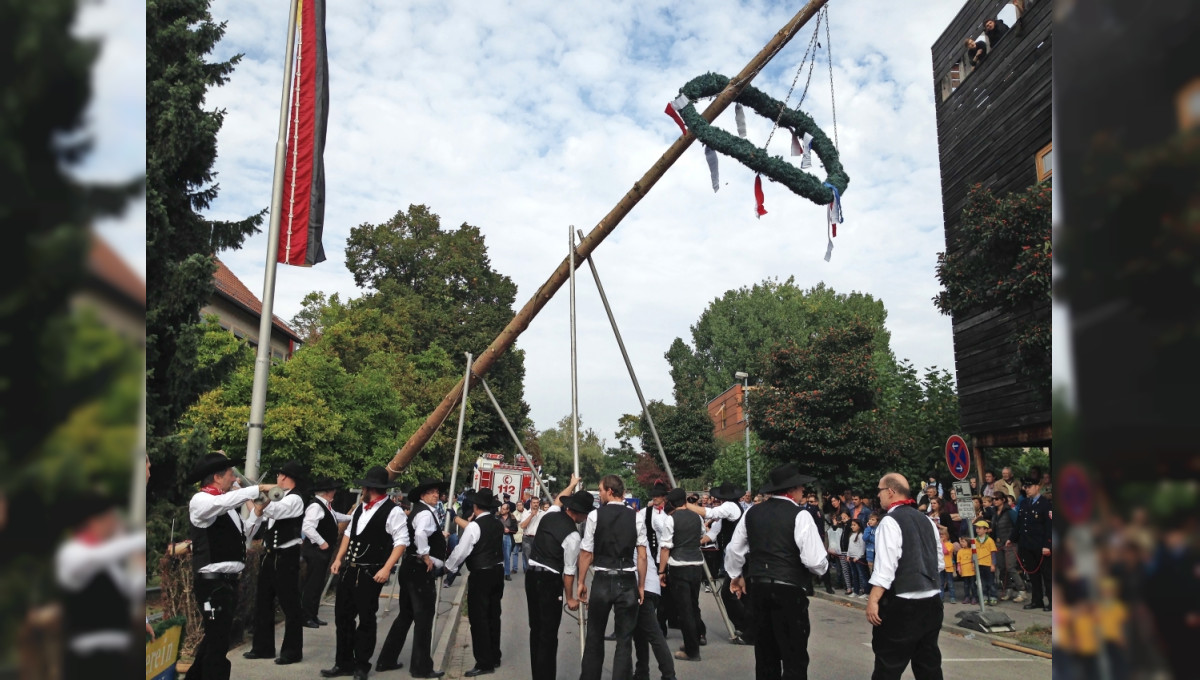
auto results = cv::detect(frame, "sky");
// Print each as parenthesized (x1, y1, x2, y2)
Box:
(102, 0, 1067, 446)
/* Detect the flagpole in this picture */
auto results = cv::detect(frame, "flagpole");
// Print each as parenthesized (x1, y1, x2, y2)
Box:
(244, 0, 301, 479)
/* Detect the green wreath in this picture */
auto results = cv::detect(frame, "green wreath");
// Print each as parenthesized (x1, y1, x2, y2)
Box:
(678, 72, 849, 205)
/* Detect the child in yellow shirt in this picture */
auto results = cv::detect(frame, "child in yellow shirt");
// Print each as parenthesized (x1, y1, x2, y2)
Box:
(939, 526, 956, 604)
(973, 520, 998, 605)
(955, 535, 978, 604)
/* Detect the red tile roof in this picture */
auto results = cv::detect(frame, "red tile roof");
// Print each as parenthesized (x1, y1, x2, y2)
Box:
(87, 233, 146, 308)
(212, 259, 302, 342)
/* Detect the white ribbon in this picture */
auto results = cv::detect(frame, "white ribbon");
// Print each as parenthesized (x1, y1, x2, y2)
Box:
(735, 103, 747, 138)
(800, 132, 814, 170)
(672, 94, 689, 111)
(704, 145, 719, 193)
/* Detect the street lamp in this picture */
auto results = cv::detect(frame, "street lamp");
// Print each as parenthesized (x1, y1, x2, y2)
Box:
(734, 371, 750, 493)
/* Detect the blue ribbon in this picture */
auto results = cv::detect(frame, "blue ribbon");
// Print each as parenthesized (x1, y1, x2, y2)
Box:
(822, 182, 843, 223)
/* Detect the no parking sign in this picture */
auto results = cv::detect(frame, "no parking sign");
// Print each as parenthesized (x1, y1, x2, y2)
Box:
(1058, 463, 1093, 525)
(945, 435, 970, 480)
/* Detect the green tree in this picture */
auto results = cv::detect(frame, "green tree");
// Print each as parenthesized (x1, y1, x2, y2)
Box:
(534, 414, 606, 489)
(709, 433, 771, 493)
(877, 360, 962, 485)
(638, 400, 719, 481)
(147, 0, 265, 502)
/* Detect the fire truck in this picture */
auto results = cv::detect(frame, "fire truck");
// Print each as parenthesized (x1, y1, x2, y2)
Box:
(471, 452, 539, 501)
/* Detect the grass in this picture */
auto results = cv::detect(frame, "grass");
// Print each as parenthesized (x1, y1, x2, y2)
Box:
(1002, 623, 1052, 652)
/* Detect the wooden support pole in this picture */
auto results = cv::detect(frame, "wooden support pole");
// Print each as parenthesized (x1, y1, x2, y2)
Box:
(386, 0, 832, 477)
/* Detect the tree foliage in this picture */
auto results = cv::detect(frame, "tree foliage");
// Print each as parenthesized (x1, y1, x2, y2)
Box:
(534, 414, 606, 489)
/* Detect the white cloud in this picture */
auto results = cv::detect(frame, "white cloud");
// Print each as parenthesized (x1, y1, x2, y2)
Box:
(203, 0, 973, 442)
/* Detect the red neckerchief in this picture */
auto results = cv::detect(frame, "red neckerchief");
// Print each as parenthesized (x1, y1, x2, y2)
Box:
(887, 499, 917, 511)
(362, 495, 386, 512)
(200, 485, 222, 496)
(74, 529, 102, 546)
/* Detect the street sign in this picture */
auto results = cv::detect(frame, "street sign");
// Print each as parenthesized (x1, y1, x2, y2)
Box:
(953, 481, 975, 519)
(945, 435, 970, 480)
(1058, 463, 1093, 525)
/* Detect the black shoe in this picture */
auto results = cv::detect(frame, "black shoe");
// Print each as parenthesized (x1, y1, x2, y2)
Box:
(242, 650, 273, 660)
(275, 655, 302, 665)
(464, 667, 495, 677)
(375, 661, 404, 672)
(353, 670, 369, 680)
(1043, 604, 1052, 611)
(304, 619, 321, 629)
(411, 672, 445, 679)
(730, 635, 749, 645)
(825, 586, 835, 594)
(316, 616, 329, 626)
(699, 635, 707, 646)
(1023, 602, 1045, 610)
(321, 667, 355, 678)
(504, 575, 512, 581)
(605, 632, 617, 641)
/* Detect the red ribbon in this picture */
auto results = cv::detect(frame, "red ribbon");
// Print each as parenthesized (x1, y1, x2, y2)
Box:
(887, 498, 916, 511)
(754, 174, 767, 217)
(664, 102, 688, 135)
(832, 223, 837, 237)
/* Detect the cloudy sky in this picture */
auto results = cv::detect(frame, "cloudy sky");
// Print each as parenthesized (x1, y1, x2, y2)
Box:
(99, 0, 1067, 444)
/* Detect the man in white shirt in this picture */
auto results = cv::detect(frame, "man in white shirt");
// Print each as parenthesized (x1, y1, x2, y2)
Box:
(634, 482, 676, 680)
(444, 488, 507, 676)
(659, 488, 706, 660)
(184, 451, 274, 680)
(687, 481, 748, 642)
(525, 486, 592, 680)
(519, 496, 547, 572)
(301, 477, 351, 627)
(243, 460, 309, 665)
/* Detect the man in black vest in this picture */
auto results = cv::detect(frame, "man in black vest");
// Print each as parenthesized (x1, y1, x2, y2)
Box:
(687, 481, 748, 643)
(185, 451, 275, 680)
(725, 464, 828, 680)
(444, 487, 506, 677)
(302, 477, 351, 627)
(526, 488, 593, 680)
(377, 476, 450, 677)
(635, 482, 676, 680)
(322, 466, 410, 680)
(577, 474, 648, 680)
(1016, 478, 1053, 611)
(659, 488, 705, 661)
(243, 460, 309, 664)
(866, 473, 944, 680)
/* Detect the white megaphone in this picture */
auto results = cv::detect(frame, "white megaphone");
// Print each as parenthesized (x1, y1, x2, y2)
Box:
(232, 467, 285, 504)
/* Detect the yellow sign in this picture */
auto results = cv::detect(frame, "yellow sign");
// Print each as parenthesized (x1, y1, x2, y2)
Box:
(146, 625, 182, 680)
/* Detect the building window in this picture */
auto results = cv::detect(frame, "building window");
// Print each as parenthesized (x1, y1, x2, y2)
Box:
(1035, 141, 1053, 181)
(1178, 78, 1200, 130)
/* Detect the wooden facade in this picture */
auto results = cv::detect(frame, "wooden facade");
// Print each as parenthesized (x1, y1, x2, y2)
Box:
(932, 0, 1052, 445)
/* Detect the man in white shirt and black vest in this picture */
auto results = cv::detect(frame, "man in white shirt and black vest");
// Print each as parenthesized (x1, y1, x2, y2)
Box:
(302, 476, 350, 628)
(725, 464, 828, 680)
(525, 485, 593, 680)
(865, 473, 943, 680)
(634, 482, 676, 680)
(243, 460, 309, 665)
(377, 476, 450, 677)
(687, 481, 749, 643)
(322, 466, 410, 680)
(577, 474, 649, 680)
(184, 451, 275, 680)
(445, 487, 507, 676)
(659, 487, 706, 661)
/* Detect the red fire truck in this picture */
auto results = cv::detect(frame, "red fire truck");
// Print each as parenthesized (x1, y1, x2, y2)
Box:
(471, 452, 538, 501)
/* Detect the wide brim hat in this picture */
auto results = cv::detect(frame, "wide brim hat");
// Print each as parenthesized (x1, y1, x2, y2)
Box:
(709, 482, 745, 502)
(648, 481, 670, 498)
(351, 465, 400, 491)
(408, 476, 449, 503)
(61, 491, 118, 529)
(463, 487, 502, 509)
(759, 463, 816, 495)
(188, 452, 244, 484)
(276, 461, 308, 483)
(666, 488, 687, 507)
(562, 490, 596, 514)
(310, 476, 342, 493)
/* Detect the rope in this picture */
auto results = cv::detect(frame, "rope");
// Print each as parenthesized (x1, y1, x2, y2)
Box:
(1014, 550, 1046, 575)
(763, 10, 822, 151)
(825, 6, 839, 150)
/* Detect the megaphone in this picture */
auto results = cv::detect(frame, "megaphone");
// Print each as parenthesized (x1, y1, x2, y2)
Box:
(232, 467, 285, 504)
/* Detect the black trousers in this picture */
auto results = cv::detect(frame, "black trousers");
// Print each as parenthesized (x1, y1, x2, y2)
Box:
(64, 648, 131, 680)
(378, 567, 438, 674)
(746, 580, 811, 680)
(719, 572, 746, 634)
(525, 569, 565, 680)
(333, 565, 386, 672)
(251, 547, 304, 659)
(184, 574, 239, 680)
(580, 570, 639, 680)
(668, 564, 703, 656)
(870, 593, 943, 680)
(466, 566, 505, 669)
(301, 544, 332, 621)
(1019, 547, 1052, 606)
(633, 591, 674, 680)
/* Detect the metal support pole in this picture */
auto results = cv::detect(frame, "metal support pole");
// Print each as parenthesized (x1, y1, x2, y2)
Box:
(244, 0, 301, 480)
(743, 376, 751, 494)
(432, 353, 473, 634)
(478, 377, 553, 506)
(577, 229, 737, 640)
(568, 227, 585, 656)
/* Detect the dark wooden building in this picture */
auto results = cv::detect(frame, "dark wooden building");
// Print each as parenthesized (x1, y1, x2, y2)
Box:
(931, 0, 1052, 449)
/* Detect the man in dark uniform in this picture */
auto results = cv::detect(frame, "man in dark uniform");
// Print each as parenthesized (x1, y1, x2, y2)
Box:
(635, 482, 676, 680)
(444, 487, 506, 677)
(577, 474, 649, 680)
(726, 464, 828, 680)
(1016, 478, 1053, 611)
(866, 473, 943, 680)
(243, 461, 309, 664)
(687, 481, 749, 643)
(301, 477, 350, 627)
(660, 488, 706, 661)
(185, 452, 275, 680)
(322, 466, 409, 680)
(377, 477, 450, 677)
(526, 487, 593, 680)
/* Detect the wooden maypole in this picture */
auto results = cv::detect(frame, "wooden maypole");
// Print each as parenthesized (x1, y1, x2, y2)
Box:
(385, 0, 832, 478)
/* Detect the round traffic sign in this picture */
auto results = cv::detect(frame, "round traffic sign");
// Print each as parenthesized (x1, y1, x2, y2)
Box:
(945, 435, 971, 480)
(1058, 463, 1093, 524)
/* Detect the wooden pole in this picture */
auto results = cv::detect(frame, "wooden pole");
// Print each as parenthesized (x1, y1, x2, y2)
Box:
(385, 0, 832, 478)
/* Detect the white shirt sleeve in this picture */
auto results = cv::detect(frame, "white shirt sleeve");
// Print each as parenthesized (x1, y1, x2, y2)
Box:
(705, 520, 721, 542)
(302, 502, 325, 545)
(723, 513, 750, 578)
(562, 532, 582, 576)
(385, 506, 410, 548)
(635, 506, 648, 547)
(262, 492, 305, 524)
(56, 533, 146, 591)
(795, 509, 830, 575)
(658, 514, 676, 550)
(445, 521, 481, 573)
(414, 506, 438, 556)
(189, 486, 259, 527)
(579, 510, 598, 553)
(869, 515, 903, 590)
(708, 501, 742, 522)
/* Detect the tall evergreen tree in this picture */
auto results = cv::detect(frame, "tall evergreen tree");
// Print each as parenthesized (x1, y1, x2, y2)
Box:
(147, 0, 264, 499)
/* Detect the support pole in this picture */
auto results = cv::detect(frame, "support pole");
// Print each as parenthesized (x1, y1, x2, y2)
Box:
(432, 352, 473, 635)
(478, 377, 553, 506)
(385, 0, 832, 478)
(743, 376, 752, 494)
(244, 0, 301, 480)
(568, 226, 586, 656)
(577, 229, 737, 641)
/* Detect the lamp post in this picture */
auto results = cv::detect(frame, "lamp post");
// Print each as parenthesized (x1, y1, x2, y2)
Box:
(735, 371, 750, 493)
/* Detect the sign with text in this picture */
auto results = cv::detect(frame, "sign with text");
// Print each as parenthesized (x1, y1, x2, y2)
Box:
(945, 435, 970, 480)
(953, 481, 975, 519)
(147, 624, 182, 680)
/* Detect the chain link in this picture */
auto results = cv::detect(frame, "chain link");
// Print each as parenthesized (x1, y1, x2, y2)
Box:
(826, 7, 839, 150)
(764, 10, 822, 151)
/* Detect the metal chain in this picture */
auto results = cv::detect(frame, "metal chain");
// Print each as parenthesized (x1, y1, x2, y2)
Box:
(825, 6, 839, 150)
(764, 10, 822, 151)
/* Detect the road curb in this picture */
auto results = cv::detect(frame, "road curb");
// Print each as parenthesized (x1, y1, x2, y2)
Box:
(433, 580, 467, 671)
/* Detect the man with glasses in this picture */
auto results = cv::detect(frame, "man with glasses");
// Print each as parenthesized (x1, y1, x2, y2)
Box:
(865, 474, 943, 680)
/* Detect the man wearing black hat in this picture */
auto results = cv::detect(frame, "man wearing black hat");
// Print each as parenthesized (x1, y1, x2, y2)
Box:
(634, 482, 676, 680)
(526, 487, 593, 680)
(322, 466, 410, 680)
(185, 451, 275, 680)
(444, 487, 506, 676)
(243, 460, 309, 664)
(1016, 478, 1053, 612)
(643, 482, 674, 641)
(376, 477, 450, 678)
(658, 488, 706, 661)
(688, 481, 749, 643)
(577, 474, 649, 680)
(725, 463, 828, 680)
(302, 477, 351, 628)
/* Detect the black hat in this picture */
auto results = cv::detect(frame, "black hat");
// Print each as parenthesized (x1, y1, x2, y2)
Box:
(310, 476, 342, 493)
(408, 476, 449, 503)
(1023, 478, 1040, 488)
(62, 492, 118, 529)
(648, 481, 670, 498)
(351, 465, 400, 491)
(562, 490, 596, 514)
(709, 482, 745, 502)
(759, 463, 816, 494)
(189, 451, 244, 484)
(666, 488, 687, 508)
(276, 461, 308, 483)
(463, 487, 502, 509)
